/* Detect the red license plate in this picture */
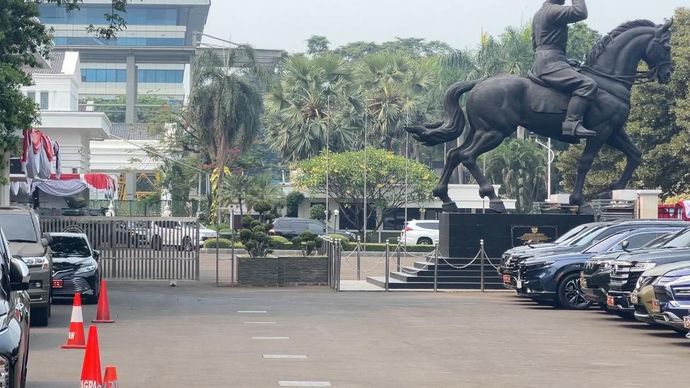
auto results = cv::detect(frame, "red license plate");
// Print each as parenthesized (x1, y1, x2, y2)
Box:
(607, 295, 615, 307)
(502, 275, 511, 284)
(52, 279, 64, 289)
(651, 299, 661, 313)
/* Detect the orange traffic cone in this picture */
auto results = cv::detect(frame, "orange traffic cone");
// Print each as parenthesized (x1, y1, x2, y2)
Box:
(80, 326, 103, 387)
(103, 366, 120, 388)
(61, 293, 87, 349)
(93, 280, 115, 323)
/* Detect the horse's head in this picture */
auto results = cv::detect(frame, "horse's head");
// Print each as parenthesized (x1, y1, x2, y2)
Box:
(644, 19, 673, 84)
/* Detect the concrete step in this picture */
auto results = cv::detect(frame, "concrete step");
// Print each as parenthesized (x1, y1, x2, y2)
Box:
(366, 276, 506, 290)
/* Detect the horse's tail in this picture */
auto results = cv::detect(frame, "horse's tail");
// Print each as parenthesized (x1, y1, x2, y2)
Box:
(405, 78, 482, 146)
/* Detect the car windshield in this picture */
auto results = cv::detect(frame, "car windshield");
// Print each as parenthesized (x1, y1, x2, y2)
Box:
(0, 214, 37, 242)
(555, 224, 592, 244)
(49, 236, 91, 258)
(662, 229, 690, 248)
(583, 233, 623, 254)
(644, 233, 676, 248)
(568, 226, 606, 247)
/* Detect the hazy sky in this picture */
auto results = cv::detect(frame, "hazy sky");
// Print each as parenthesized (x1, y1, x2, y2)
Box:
(202, 0, 686, 53)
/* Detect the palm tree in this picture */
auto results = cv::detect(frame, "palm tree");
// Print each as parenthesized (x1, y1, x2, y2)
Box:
(245, 174, 284, 212)
(188, 48, 264, 220)
(264, 54, 357, 161)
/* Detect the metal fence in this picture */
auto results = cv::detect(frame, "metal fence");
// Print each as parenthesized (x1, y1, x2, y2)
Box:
(40, 217, 200, 281)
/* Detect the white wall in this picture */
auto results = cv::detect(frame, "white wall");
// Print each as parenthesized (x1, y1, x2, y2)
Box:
(89, 139, 162, 172)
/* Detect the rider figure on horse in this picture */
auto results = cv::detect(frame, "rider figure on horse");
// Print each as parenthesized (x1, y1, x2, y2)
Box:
(532, 0, 598, 138)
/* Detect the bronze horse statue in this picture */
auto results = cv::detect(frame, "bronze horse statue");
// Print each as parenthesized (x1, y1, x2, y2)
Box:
(406, 20, 673, 213)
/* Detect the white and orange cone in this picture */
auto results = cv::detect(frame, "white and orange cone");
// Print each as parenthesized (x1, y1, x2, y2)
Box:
(62, 293, 87, 349)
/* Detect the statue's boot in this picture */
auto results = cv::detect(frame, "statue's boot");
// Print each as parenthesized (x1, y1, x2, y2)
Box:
(562, 96, 596, 137)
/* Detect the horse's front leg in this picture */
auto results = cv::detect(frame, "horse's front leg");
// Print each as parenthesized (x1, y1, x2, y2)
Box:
(570, 137, 606, 211)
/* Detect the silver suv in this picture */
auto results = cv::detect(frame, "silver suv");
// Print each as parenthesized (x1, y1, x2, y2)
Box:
(0, 207, 52, 326)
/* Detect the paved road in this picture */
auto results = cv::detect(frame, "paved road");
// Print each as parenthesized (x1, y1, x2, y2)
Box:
(28, 283, 690, 388)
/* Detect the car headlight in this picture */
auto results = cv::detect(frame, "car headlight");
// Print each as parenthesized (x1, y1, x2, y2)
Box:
(21, 256, 49, 270)
(75, 264, 98, 275)
(633, 262, 657, 271)
(636, 276, 658, 290)
(524, 261, 555, 269)
(597, 260, 613, 270)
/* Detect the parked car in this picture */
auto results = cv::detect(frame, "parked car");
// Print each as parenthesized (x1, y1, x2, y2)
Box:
(581, 231, 680, 309)
(0, 207, 52, 326)
(607, 227, 690, 317)
(500, 220, 688, 292)
(270, 218, 326, 239)
(629, 261, 690, 328)
(518, 228, 673, 309)
(649, 269, 690, 335)
(193, 223, 219, 245)
(48, 233, 101, 304)
(0, 227, 32, 387)
(400, 220, 439, 245)
(150, 220, 199, 251)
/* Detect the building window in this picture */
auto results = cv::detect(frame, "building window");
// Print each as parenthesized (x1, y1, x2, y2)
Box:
(137, 70, 184, 84)
(40, 92, 49, 110)
(81, 69, 127, 83)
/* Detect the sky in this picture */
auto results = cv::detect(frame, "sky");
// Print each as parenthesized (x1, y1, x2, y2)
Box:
(202, 0, 686, 53)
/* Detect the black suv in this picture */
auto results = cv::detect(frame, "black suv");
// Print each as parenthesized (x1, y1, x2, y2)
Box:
(607, 228, 690, 317)
(0, 227, 32, 387)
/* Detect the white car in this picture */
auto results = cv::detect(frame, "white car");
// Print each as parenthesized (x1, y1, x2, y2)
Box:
(150, 220, 199, 251)
(400, 220, 439, 245)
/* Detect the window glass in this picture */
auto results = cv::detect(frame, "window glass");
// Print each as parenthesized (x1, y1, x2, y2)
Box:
(0, 214, 38, 242)
(40, 91, 49, 110)
(49, 236, 91, 258)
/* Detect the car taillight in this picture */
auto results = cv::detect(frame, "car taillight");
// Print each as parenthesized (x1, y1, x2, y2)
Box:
(404, 226, 412, 232)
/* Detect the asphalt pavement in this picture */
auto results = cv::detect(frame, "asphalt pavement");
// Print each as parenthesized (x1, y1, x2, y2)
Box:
(26, 282, 690, 388)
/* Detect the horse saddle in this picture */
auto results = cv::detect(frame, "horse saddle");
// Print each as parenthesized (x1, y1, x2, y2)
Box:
(525, 72, 571, 114)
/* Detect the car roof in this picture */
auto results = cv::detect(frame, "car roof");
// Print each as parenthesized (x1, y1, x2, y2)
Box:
(613, 219, 690, 225)
(48, 232, 88, 239)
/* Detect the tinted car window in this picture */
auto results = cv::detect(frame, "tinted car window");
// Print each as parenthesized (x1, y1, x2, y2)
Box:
(50, 236, 91, 258)
(624, 232, 670, 250)
(308, 222, 325, 234)
(662, 229, 690, 248)
(0, 214, 37, 242)
(418, 222, 439, 230)
(555, 223, 593, 244)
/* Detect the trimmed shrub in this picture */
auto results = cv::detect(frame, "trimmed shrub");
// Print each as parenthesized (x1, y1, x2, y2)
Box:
(203, 238, 245, 249)
(269, 235, 295, 249)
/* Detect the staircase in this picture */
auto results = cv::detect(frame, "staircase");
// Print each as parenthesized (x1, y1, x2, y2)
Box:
(366, 256, 505, 290)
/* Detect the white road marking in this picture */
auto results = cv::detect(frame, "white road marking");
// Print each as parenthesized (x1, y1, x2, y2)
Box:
(244, 321, 276, 324)
(252, 337, 290, 340)
(278, 382, 331, 387)
(238, 310, 267, 313)
(263, 354, 308, 359)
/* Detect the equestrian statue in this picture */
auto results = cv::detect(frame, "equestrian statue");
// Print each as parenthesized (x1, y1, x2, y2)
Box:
(405, 0, 673, 213)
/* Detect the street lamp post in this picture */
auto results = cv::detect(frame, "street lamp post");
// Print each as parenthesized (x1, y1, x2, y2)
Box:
(534, 138, 555, 201)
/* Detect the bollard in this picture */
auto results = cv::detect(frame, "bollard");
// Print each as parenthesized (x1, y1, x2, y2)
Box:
(396, 237, 401, 272)
(433, 242, 439, 293)
(480, 239, 485, 293)
(385, 241, 390, 292)
(336, 240, 342, 291)
(356, 236, 362, 281)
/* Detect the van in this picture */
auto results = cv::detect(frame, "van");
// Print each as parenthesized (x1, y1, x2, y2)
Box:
(270, 217, 326, 239)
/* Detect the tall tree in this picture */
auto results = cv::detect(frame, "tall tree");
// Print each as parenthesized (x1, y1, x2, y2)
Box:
(307, 35, 330, 55)
(188, 48, 264, 220)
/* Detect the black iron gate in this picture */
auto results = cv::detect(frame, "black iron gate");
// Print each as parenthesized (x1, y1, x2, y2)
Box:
(40, 217, 200, 280)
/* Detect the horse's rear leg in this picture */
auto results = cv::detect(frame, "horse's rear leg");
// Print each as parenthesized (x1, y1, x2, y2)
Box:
(448, 130, 507, 213)
(570, 137, 606, 209)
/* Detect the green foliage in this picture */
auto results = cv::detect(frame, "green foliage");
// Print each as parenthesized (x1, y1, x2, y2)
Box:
(292, 148, 436, 231)
(567, 23, 603, 62)
(310, 205, 326, 221)
(307, 35, 330, 55)
(292, 231, 322, 256)
(285, 191, 305, 217)
(482, 139, 547, 212)
(269, 235, 293, 249)
(239, 216, 272, 257)
(202, 238, 244, 249)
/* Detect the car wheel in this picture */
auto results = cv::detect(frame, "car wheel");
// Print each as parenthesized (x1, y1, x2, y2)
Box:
(417, 237, 433, 245)
(31, 306, 50, 327)
(557, 273, 592, 310)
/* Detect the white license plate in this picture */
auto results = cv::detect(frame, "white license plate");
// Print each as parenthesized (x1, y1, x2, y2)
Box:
(684, 316, 690, 329)
(516, 279, 523, 289)
(580, 277, 587, 288)
(630, 292, 638, 305)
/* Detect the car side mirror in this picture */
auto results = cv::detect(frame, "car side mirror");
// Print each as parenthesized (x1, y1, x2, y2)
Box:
(622, 241, 630, 252)
(9, 257, 31, 291)
(42, 233, 53, 244)
(93, 250, 101, 260)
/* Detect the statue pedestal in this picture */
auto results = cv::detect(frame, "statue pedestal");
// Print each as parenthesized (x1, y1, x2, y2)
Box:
(440, 213, 595, 258)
